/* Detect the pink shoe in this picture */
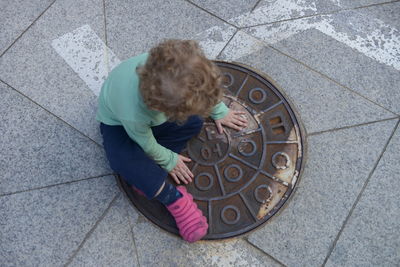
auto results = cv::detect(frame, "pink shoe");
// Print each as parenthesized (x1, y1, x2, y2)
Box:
(167, 186, 208, 242)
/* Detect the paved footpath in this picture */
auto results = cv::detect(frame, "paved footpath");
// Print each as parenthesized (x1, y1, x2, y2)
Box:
(1, 0, 399, 266)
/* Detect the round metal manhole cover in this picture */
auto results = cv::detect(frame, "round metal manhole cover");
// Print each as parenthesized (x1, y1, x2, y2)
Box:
(117, 61, 306, 240)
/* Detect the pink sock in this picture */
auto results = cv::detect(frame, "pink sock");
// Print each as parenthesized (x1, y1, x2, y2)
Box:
(166, 186, 208, 242)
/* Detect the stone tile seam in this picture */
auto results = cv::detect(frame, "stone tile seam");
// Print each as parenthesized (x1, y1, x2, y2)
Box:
(0, 173, 114, 198)
(64, 192, 121, 266)
(102, 0, 108, 46)
(182, 0, 239, 29)
(0, 79, 103, 148)
(308, 116, 400, 136)
(102, 0, 111, 74)
(124, 199, 142, 267)
(117, 176, 142, 266)
(216, 29, 239, 59)
(321, 118, 400, 266)
(240, 0, 400, 30)
(0, 0, 57, 58)
(244, 238, 287, 267)
(263, 44, 399, 116)
(251, 0, 263, 13)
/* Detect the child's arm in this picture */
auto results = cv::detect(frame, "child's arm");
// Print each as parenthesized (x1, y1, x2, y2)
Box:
(122, 120, 178, 172)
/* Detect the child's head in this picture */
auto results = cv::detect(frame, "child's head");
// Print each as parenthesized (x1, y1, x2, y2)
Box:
(137, 39, 223, 122)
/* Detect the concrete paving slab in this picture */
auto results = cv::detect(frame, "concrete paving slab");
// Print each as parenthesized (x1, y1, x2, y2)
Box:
(357, 1, 400, 28)
(104, 0, 235, 59)
(0, 0, 53, 55)
(247, 119, 398, 266)
(0, 0, 106, 143)
(197, 24, 237, 59)
(219, 32, 396, 133)
(188, 0, 258, 22)
(244, 3, 400, 114)
(336, 0, 393, 8)
(0, 176, 119, 267)
(229, 0, 389, 28)
(69, 194, 138, 267)
(326, 122, 400, 267)
(0, 82, 111, 195)
(123, 196, 281, 267)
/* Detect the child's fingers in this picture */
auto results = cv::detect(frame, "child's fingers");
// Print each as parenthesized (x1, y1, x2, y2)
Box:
(177, 165, 191, 184)
(237, 116, 248, 123)
(183, 170, 192, 184)
(233, 111, 246, 115)
(180, 155, 192, 162)
(215, 121, 224, 134)
(184, 166, 194, 179)
(228, 122, 243, 131)
(232, 114, 248, 123)
(170, 173, 181, 185)
(234, 118, 247, 127)
(181, 164, 194, 180)
(176, 172, 188, 184)
(187, 168, 194, 179)
(180, 170, 192, 184)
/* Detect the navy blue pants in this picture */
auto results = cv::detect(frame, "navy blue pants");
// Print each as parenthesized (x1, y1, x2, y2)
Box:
(100, 116, 203, 199)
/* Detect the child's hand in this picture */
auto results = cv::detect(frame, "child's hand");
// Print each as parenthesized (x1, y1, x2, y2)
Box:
(169, 155, 194, 185)
(214, 109, 248, 134)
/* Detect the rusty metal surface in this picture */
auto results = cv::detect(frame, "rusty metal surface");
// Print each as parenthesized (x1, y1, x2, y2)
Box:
(117, 61, 306, 239)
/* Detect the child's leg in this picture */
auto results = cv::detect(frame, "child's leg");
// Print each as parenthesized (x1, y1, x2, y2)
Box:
(100, 120, 207, 242)
(100, 123, 166, 199)
(152, 116, 208, 242)
(149, 115, 204, 205)
(100, 116, 202, 200)
(100, 123, 184, 205)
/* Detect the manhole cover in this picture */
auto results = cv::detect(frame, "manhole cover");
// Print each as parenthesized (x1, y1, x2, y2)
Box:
(117, 61, 306, 240)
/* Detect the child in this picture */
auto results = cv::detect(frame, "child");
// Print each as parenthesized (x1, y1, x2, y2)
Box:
(97, 40, 247, 242)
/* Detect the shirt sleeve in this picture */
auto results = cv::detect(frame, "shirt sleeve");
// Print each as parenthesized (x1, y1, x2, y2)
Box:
(210, 101, 229, 120)
(121, 120, 178, 172)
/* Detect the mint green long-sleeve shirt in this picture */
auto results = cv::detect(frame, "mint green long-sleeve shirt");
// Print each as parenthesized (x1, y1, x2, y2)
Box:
(96, 53, 229, 172)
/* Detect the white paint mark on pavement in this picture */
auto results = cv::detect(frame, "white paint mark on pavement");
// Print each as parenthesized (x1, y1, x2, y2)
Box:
(210, 0, 400, 71)
(51, 25, 121, 96)
(229, 0, 318, 28)
(245, 12, 400, 71)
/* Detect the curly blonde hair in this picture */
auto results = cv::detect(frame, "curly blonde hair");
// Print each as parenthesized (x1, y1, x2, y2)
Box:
(137, 39, 223, 122)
